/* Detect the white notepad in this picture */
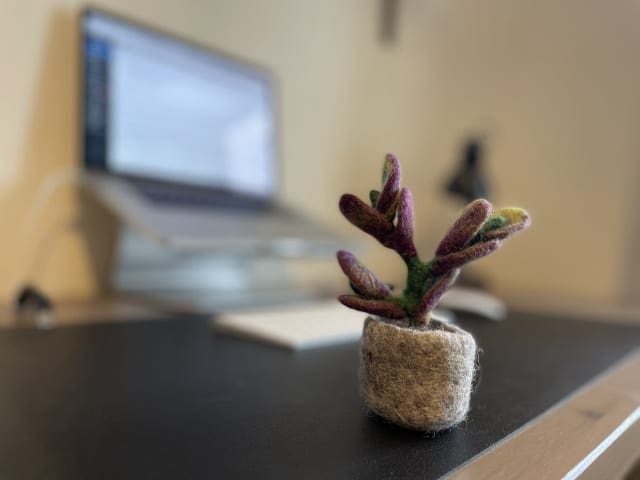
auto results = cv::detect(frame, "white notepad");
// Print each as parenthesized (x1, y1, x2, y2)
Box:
(213, 301, 366, 350)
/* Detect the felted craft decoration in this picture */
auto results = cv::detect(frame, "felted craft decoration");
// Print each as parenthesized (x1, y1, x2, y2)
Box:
(337, 154, 530, 431)
(360, 318, 476, 431)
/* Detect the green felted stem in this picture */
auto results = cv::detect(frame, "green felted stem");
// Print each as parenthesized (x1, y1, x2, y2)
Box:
(369, 190, 380, 208)
(401, 257, 434, 322)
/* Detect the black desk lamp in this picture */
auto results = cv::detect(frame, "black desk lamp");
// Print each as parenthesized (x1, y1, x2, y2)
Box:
(445, 137, 490, 203)
(439, 136, 506, 320)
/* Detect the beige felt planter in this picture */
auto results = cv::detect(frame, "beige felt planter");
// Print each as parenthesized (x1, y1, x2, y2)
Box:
(360, 317, 477, 432)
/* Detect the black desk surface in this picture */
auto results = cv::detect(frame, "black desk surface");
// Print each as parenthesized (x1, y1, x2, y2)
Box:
(0, 311, 639, 479)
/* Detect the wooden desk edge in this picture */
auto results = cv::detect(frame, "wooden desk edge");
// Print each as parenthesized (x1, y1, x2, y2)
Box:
(446, 349, 640, 480)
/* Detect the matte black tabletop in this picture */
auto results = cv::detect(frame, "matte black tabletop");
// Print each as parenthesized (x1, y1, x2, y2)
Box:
(0, 311, 639, 479)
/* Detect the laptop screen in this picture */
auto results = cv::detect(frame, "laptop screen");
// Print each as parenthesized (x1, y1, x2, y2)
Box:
(81, 9, 277, 199)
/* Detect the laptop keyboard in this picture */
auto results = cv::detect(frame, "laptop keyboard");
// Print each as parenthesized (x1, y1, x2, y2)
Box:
(135, 181, 269, 212)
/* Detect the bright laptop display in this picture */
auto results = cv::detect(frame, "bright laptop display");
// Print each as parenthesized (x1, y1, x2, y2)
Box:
(81, 9, 277, 199)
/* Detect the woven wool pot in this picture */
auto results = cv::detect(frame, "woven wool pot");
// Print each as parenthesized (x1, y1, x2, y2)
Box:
(360, 317, 477, 431)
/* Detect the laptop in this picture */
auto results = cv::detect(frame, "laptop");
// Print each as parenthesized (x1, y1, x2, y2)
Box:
(80, 8, 342, 253)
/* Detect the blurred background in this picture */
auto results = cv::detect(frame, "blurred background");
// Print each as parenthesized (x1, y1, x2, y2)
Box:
(2, 0, 640, 322)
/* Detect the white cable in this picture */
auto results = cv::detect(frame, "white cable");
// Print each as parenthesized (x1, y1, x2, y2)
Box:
(13, 167, 90, 294)
(20, 167, 88, 239)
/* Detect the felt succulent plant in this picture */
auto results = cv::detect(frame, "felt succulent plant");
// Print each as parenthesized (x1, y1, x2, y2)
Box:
(337, 153, 530, 326)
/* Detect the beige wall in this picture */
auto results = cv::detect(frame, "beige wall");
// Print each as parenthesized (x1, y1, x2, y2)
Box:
(1, 0, 639, 308)
(415, 0, 640, 306)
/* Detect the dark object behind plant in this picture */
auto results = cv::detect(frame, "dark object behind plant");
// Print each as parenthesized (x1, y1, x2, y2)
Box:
(446, 137, 491, 203)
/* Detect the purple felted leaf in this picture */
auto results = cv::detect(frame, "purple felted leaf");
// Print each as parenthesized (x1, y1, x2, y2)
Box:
(391, 188, 417, 257)
(339, 194, 395, 247)
(338, 295, 406, 319)
(483, 222, 528, 240)
(381, 152, 399, 184)
(416, 269, 460, 317)
(337, 250, 390, 299)
(432, 239, 501, 275)
(376, 154, 401, 219)
(483, 210, 531, 241)
(435, 199, 493, 256)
